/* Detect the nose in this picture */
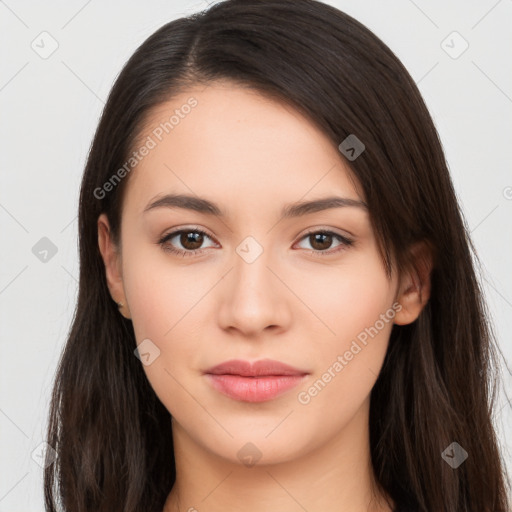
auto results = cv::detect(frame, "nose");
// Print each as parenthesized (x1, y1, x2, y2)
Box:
(216, 243, 292, 337)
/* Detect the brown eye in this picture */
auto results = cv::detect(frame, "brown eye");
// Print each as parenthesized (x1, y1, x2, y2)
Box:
(178, 231, 204, 250)
(309, 232, 334, 251)
(296, 230, 354, 256)
(158, 228, 217, 257)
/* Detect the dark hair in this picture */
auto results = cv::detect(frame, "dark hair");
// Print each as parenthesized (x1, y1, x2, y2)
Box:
(44, 1, 511, 511)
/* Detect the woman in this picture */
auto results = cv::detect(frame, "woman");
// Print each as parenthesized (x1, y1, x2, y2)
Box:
(44, 1, 511, 511)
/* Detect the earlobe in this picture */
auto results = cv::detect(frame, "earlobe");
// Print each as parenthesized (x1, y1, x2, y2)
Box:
(393, 240, 434, 326)
(97, 213, 131, 319)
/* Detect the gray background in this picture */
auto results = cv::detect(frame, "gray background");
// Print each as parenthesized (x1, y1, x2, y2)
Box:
(1, 0, 511, 510)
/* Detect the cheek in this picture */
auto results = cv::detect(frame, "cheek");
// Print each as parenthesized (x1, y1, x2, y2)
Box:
(295, 303, 393, 437)
(293, 250, 395, 416)
(120, 241, 210, 413)
(121, 238, 202, 341)
(292, 250, 394, 343)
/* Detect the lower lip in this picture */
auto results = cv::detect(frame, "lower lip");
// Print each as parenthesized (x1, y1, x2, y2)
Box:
(205, 374, 307, 402)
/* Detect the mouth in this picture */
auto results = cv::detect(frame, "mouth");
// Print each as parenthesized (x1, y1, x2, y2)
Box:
(203, 359, 309, 403)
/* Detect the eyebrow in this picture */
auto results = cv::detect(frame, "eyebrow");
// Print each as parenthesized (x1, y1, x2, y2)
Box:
(143, 193, 368, 219)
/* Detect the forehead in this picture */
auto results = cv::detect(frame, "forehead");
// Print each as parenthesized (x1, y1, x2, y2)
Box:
(123, 81, 364, 217)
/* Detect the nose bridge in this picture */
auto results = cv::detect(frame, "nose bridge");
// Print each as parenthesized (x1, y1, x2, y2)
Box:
(217, 234, 290, 334)
(232, 234, 277, 302)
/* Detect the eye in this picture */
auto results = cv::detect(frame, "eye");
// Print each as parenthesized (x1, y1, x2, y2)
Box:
(158, 227, 354, 258)
(295, 229, 354, 257)
(158, 227, 217, 257)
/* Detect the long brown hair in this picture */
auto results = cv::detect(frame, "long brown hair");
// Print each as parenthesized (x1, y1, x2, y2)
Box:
(44, 1, 511, 510)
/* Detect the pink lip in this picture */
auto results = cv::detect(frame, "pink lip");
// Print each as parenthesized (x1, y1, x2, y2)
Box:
(204, 359, 309, 402)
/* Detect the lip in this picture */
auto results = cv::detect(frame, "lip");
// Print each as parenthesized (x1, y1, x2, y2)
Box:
(205, 359, 307, 377)
(203, 359, 309, 402)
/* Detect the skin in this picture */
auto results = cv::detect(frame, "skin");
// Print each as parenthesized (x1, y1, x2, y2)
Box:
(98, 81, 432, 512)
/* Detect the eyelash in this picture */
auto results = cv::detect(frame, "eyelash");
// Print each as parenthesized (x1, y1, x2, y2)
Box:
(158, 227, 354, 258)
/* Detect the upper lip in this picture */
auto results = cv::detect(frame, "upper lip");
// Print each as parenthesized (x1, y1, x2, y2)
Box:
(204, 359, 309, 377)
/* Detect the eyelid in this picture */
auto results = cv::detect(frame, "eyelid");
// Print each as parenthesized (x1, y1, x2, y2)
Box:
(158, 224, 355, 257)
(297, 225, 354, 239)
(159, 224, 217, 242)
(293, 226, 354, 252)
(159, 224, 352, 243)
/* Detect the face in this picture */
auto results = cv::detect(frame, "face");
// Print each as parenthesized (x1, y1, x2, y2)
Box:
(99, 81, 412, 466)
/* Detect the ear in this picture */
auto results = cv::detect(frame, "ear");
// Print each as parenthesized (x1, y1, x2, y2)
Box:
(97, 213, 131, 319)
(393, 240, 434, 326)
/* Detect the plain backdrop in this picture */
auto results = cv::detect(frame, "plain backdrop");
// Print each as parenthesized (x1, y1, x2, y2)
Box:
(1, 1, 511, 510)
